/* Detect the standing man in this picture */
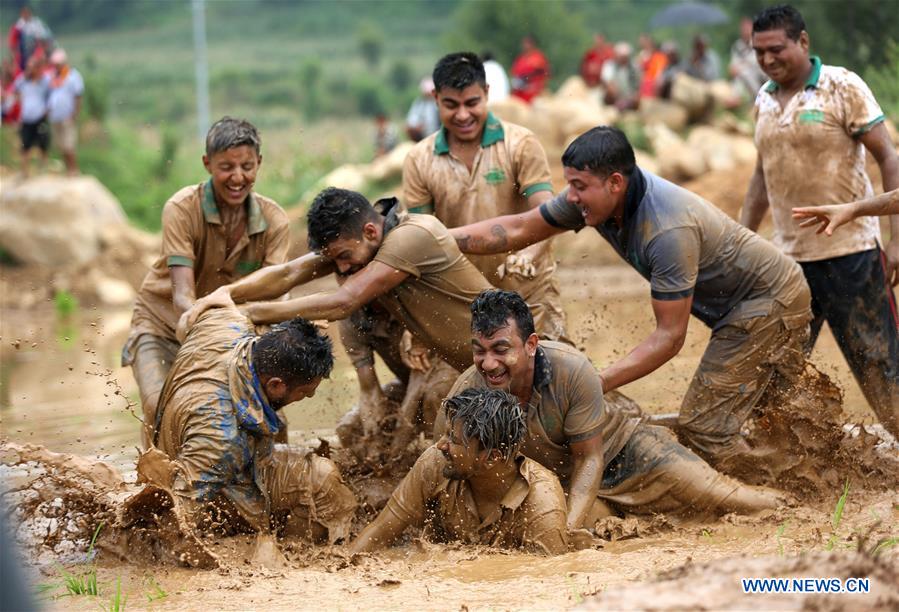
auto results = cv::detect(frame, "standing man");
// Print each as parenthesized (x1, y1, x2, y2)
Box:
(510, 35, 550, 103)
(742, 5, 898, 435)
(403, 52, 567, 341)
(124, 117, 290, 447)
(12, 55, 50, 177)
(47, 49, 82, 176)
(447, 127, 813, 471)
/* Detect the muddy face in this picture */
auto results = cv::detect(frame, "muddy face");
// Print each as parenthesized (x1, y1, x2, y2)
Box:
(471, 319, 538, 400)
(436, 419, 482, 480)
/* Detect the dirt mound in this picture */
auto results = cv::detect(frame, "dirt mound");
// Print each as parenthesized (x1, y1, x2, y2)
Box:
(583, 550, 899, 610)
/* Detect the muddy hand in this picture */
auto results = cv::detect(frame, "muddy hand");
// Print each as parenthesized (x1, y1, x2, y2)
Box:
(177, 286, 236, 341)
(400, 330, 432, 372)
(496, 253, 537, 281)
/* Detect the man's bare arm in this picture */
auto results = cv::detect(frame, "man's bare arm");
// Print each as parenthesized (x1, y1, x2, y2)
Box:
(450, 207, 565, 255)
(227, 252, 335, 303)
(349, 508, 411, 554)
(599, 295, 693, 392)
(244, 261, 409, 324)
(859, 123, 899, 285)
(170, 266, 196, 318)
(792, 189, 899, 235)
(566, 434, 605, 531)
(503, 191, 556, 277)
(740, 156, 770, 231)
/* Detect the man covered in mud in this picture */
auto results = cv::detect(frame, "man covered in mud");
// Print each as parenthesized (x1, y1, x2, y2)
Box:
(403, 51, 567, 341)
(185, 187, 493, 373)
(741, 5, 898, 435)
(350, 387, 569, 555)
(153, 304, 357, 542)
(448, 127, 813, 472)
(123, 117, 290, 447)
(438, 290, 789, 531)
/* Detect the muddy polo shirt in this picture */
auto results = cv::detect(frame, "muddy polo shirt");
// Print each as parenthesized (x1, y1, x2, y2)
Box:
(753, 56, 885, 262)
(384, 446, 568, 554)
(128, 180, 290, 344)
(155, 308, 279, 528)
(449, 342, 641, 484)
(540, 169, 805, 329)
(402, 114, 555, 295)
(373, 202, 492, 371)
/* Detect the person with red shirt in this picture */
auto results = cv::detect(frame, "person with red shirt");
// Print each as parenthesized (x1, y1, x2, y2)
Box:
(580, 34, 613, 88)
(511, 35, 550, 103)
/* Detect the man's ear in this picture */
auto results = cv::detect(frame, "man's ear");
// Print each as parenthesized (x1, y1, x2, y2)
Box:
(362, 221, 380, 241)
(799, 31, 810, 52)
(263, 376, 287, 401)
(202, 154, 211, 174)
(608, 172, 627, 194)
(525, 333, 540, 357)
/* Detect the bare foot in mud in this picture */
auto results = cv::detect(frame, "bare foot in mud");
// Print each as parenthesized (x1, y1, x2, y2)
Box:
(250, 534, 289, 570)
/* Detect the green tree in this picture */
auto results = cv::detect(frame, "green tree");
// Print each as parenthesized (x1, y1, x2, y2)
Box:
(389, 59, 413, 92)
(446, 0, 590, 88)
(357, 21, 385, 69)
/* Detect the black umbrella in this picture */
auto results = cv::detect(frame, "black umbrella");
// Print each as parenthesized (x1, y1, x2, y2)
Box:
(650, 2, 729, 29)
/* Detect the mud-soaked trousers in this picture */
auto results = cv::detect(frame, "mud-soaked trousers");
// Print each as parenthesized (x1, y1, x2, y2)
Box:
(800, 248, 899, 438)
(589, 424, 783, 518)
(122, 333, 180, 449)
(675, 289, 812, 463)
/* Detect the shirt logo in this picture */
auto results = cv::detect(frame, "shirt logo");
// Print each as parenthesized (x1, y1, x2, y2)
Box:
(798, 109, 825, 124)
(484, 168, 506, 184)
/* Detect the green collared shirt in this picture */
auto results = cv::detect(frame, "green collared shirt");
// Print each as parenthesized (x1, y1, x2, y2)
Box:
(764, 55, 823, 93)
(432, 111, 506, 155)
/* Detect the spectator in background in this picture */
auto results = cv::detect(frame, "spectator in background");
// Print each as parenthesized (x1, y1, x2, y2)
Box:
(374, 112, 398, 158)
(601, 42, 639, 110)
(405, 77, 440, 143)
(686, 34, 721, 82)
(580, 33, 613, 88)
(656, 41, 683, 99)
(47, 48, 83, 175)
(7, 4, 53, 74)
(637, 34, 668, 99)
(1, 57, 21, 124)
(481, 51, 509, 102)
(13, 55, 50, 177)
(729, 16, 767, 100)
(510, 34, 549, 103)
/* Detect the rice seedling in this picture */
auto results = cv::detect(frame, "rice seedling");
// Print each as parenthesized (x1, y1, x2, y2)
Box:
(825, 479, 850, 551)
(103, 577, 127, 612)
(145, 577, 168, 602)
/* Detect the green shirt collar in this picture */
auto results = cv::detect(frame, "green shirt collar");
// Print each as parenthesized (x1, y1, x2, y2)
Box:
(764, 55, 822, 93)
(202, 179, 268, 234)
(433, 112, 504, 155)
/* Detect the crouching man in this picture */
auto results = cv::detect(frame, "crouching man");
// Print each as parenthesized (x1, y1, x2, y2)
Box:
(439, 290, 788, 531)
(154, 304, 357, 542)
(349, 388, 569, 555)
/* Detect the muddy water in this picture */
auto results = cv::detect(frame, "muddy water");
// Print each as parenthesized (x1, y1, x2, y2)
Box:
(1, 264, 894, 611)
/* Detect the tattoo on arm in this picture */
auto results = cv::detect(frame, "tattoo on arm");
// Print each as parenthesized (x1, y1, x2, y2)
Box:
(455, 224, 510, 254)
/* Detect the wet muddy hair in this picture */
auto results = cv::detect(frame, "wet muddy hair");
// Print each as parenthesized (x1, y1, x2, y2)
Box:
(205, 116, 261, 157)
(253, 318, 334, 386)
(433, 52, 487, 92)
(307, 187, 380, 252)
(444, 388, 526, 461)
(470, 289, 535, 342)
(752, 5, 805, 41)
(562, 125, 635, 179)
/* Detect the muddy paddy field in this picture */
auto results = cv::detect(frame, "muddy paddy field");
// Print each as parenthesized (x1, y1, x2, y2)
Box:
(1, 171, 898, 609)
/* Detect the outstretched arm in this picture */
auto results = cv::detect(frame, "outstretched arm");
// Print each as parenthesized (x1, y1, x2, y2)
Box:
(859, 124, 899, 286)
(243, 261, 409, 324)
(599, 295, 693, 392)
(792, 189, 899, 235)
(228, 252, 335, 303)
(450, 206, 565, 255)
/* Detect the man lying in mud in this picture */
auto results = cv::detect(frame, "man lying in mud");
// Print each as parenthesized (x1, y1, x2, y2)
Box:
(448, 127, 816, 473)
(152, 303, 357, 542)
(436, 290, 789, 532)
(349, 387, 569, 555)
